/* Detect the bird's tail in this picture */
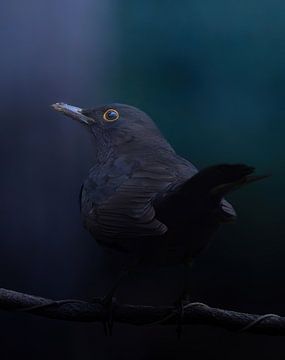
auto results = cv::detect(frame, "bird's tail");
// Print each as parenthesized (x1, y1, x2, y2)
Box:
(188, 164, 269, 199)
(155, 163, 269, 226)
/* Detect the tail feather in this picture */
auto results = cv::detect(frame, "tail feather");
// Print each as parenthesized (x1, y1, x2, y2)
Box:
(207, 165, 270, 198)
(155, 163, 269, 225)
(187, 163, 269, 223)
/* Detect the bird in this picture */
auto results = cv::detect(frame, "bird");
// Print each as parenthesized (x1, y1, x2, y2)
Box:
(52, 102, 266, 332)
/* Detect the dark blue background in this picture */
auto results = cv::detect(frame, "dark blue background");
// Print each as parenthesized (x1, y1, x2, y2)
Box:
(1, 1, 285, 359)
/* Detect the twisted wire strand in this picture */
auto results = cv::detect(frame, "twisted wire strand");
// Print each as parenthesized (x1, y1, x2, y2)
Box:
(6, 291, 283, 334)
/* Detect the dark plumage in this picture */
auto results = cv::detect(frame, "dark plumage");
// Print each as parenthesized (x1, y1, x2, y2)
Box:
(52, 102, 265, 267)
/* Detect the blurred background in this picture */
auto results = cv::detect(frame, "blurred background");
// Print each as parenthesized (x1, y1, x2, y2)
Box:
(0, 0, 285, 359)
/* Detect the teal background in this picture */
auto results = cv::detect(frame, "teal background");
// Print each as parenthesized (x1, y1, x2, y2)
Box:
(0, 1, 285, 359)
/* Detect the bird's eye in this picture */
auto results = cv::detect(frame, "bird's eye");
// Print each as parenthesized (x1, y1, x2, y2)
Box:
(103, 109, 119, 122)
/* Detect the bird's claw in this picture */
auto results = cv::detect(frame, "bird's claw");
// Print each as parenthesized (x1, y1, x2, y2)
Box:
(176, 300, 184, 339)
(103, 295, 116, 336)
(174, 294, 191, 339)
(92, 296, 117, 336)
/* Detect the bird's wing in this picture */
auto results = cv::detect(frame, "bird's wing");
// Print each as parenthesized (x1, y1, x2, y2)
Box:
(81, 164, 179, 248)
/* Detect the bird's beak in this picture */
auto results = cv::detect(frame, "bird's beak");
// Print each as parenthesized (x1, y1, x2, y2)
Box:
(51, 102, 93, 125)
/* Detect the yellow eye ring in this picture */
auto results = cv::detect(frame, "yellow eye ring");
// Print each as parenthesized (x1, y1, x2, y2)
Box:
(103, 109, 120, 122)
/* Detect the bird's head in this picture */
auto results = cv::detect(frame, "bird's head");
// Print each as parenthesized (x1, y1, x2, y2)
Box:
(52, 102, 174, 155)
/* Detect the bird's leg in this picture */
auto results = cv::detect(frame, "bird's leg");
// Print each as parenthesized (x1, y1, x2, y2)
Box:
(102, 267, 130, 305)
(95, 257, 139, 335)
(102, 267, 129, 335)
(181, 260, 193, 302)
(175, 260, 193, 338)
(93, 267, 129, 336)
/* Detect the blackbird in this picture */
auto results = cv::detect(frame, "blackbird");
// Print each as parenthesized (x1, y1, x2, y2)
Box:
(52, 102, 266, 326)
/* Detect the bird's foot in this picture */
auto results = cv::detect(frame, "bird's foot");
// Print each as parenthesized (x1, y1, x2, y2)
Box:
(174, 293, 191, 339)
(92, 295, 117, 336)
